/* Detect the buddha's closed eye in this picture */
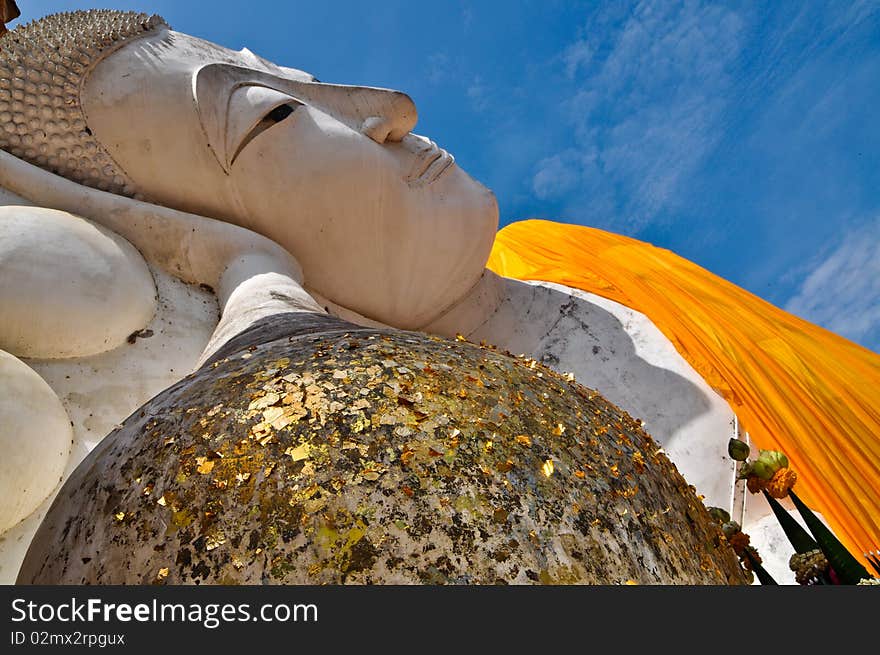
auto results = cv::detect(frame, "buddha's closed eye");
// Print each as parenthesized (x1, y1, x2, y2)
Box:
(226, 85, 303, 167)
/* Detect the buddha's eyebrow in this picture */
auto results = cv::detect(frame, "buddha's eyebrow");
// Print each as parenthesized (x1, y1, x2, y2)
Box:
(194, 63, 311, 172)
(194, 62, 417, 169)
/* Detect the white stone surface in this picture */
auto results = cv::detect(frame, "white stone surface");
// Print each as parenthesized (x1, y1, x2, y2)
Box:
(0, 206, 157, 358)
(0, 267, 218, 583)
(0, 350, 72, 533)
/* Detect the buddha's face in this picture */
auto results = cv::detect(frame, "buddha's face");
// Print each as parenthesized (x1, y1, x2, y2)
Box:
(82, 28, 498, 329)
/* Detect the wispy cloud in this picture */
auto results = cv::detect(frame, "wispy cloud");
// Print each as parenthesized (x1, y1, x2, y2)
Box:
(784, 218, 880, 352)
(563, 39, 593, 79)
(467, 75, 489, 112)
(532, 0, 745, 231)
(426, 52, 451, 85)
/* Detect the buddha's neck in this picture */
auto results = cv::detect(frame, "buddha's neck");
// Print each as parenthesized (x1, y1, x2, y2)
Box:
(419, 269, 507, 340)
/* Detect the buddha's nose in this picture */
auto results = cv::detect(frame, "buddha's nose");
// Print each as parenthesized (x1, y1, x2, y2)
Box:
(296, 82, 418, 144)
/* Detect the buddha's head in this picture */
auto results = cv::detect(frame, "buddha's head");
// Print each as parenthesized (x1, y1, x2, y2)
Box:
(0, 10, 498, 329)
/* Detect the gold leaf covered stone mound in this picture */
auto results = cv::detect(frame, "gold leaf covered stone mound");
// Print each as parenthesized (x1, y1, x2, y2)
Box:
(18, 314, 745, 584)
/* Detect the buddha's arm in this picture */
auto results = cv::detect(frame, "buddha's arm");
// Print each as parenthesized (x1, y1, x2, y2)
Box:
(0, 150, 325, 361)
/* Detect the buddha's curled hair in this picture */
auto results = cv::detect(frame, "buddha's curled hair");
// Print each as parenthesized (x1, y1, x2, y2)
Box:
(0, 10, 167, 196)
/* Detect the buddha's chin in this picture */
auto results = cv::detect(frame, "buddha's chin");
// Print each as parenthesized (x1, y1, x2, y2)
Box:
(421, 162, 499, 231)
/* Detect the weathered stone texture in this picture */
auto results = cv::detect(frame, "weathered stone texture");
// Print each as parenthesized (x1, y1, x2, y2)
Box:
(19, 317, 745, 585)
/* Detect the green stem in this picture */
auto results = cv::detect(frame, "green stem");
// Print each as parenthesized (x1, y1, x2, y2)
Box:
(762, 490, 818, 554)
(744, 549, 777, 585)
(789, 491, 869, 585)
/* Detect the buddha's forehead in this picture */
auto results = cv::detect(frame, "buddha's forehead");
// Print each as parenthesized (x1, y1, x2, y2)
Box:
(123, 27, 316, 83)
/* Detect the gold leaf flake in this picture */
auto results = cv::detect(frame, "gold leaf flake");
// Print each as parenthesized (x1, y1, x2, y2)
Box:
(157, 495, 167, 507)
(542, 459, 555, 477)
(551, 423, 566, 436)
(251, 421, 271, 440)
(262, 406, 285, 423)
(632, 451, 646, 473)
(515, 435, 532, 447)
(205, 532, 226, 551)
(157, 567, 169, 581)
(196, 457, 215, 474)
(350, 413, 370, 433)
(249, 392, 280, 411)
(285, 443, 310, 461)
(114, 511, 125, 522)
(303, 497, 326, 513)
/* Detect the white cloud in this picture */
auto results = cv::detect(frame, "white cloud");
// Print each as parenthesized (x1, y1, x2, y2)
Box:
(784, 218, 880, 351)
(563, 39, 593, 79)
(533, 0, 745, 231)
(426, 52, 451, 85)
(467, 75, 488, 112)
(532, 151, 581, 199)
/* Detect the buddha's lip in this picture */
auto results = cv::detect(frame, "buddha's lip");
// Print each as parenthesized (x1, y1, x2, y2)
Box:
(406, 140, 455, 187)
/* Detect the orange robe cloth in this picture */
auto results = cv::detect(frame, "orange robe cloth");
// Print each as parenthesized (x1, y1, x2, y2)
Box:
(488, 219, 880, 566)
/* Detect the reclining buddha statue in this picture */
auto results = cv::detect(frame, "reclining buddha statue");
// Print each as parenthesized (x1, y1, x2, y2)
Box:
(0, 9, 876, 584)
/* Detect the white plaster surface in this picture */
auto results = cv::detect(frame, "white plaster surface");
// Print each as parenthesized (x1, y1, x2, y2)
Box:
(0, 206, 158, 358)
(0, 350, 73, 533)
(0, 267, 218, 583)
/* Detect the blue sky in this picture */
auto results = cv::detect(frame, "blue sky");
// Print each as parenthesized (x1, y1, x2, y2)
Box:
(16, 1, 880, 353)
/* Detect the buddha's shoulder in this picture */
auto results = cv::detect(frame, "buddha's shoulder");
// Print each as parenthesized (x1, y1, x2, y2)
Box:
(479, 276, 689, 369)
